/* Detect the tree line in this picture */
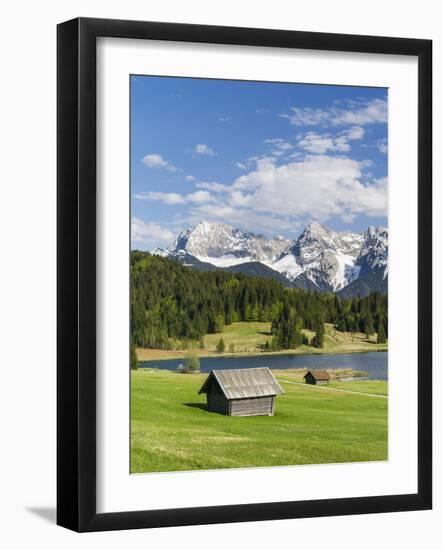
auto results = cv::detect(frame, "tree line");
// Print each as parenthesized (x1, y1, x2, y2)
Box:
(131, 251, 388, 350)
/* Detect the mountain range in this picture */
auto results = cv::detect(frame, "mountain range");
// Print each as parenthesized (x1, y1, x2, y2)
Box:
(152, 221, 388, 296)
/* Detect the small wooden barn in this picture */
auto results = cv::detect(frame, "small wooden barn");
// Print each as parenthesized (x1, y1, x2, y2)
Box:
(304, 369, 331, 385)
(198, 367, 284, 416)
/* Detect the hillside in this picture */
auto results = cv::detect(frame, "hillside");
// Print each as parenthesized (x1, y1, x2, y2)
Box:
(131, 251, 388, 353)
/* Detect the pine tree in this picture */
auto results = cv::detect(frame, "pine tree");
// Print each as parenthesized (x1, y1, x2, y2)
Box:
(363, 313, 375, 338)
(311, 320, 324, 348)
(377, 318, 387, 343)
(216, 338, 225, 353)
(336, 316, 346, 333)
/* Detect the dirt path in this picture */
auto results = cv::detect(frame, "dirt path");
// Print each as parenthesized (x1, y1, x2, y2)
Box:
(280, 380, 388, 399)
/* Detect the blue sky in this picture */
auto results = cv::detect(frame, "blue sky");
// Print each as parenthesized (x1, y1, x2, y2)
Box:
(131, 76, 388, 250)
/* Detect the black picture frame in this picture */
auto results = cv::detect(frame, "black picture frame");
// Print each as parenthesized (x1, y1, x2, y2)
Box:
(57, 17, 432, 532)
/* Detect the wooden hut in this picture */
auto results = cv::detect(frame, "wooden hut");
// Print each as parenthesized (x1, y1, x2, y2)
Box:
(303, 369, 331, 385)
(198, 367, 284, 416)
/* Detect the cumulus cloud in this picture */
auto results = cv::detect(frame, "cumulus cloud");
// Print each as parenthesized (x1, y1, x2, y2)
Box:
(185, 175, 196, 181)
(141, 153, 176, 172)
(131, 218, 174, 246)
(137, 155, 386, 235)
(282, 98, 387, 127)
(229, 155, 387, 221)
(194, 143, 216, 156)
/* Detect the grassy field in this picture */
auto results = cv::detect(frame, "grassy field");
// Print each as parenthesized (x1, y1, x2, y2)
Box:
(131, 369, 388, 473)
(136, 322, 388, 361)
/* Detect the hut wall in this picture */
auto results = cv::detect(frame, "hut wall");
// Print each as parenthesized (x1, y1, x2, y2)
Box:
(206, 393, 229, 415)
(230, 396, 274, 417)
(316, 379, 329, 385)
(305, 374, 316, 385)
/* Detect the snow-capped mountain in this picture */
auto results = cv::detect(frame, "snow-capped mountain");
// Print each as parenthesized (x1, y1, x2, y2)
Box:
(166, 220, 291, 267)
(272, 223, 364, 292)
(152, 221, 388, 296)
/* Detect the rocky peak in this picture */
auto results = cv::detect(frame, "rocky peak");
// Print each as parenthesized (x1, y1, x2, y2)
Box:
(357, 226, 388, 276)
(170, 220, 291, 265)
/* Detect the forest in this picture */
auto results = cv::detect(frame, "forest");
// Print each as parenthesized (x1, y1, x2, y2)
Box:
(131, 251, 388, 351)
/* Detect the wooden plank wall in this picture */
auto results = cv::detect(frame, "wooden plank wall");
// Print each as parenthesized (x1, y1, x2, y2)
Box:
(230, 396, 274, 416)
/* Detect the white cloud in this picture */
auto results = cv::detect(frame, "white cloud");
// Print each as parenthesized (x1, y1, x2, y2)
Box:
(141, 153, 176, 172)
(235, 162, 247, 169)
(187, 190, 213, 203)
(185, 175, 196, 181)
(196, 181, 230, 193)
(194, 144, 216, 156)
(228, 155, 387, 221)
(189, 204, 295, 235)
(135, 190, 215, 205)
(136, 155, 386, 237)
(283, 98, 387, 127)
(377, 139, 388, 154)
(218, 116, 229, 122)
(264, 138, 293, 157)
(296, 126, 365, 154)
(297, 132, 350, 154)
(135, 192, 185, 204)
(255, 156, 277, 169)
(131, 218, 174, 246)
(346, 126, 365, 140)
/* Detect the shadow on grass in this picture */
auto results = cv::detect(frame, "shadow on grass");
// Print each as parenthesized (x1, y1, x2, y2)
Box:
(183, 402, 208, 411)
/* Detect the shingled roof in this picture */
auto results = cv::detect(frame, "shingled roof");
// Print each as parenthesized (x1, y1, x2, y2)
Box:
(199, 368, 284, 400)
(304, 369, 330, 381)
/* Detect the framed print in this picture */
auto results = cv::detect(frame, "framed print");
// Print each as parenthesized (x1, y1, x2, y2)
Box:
(57, 18, 432, 532)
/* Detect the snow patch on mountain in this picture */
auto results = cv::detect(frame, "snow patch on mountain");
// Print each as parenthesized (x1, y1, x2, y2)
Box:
(197, 254, 253, 268)
(272, 252, 303, 280)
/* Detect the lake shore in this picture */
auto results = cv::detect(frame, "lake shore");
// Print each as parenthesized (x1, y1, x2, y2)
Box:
(136, 321, 387, 361)
(136, 345, 387, 362)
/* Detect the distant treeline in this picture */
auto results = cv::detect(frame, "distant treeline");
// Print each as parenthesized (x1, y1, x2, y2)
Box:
(131, 251, 388, 349)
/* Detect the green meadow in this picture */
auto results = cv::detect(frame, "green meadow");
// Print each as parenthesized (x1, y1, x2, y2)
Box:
(131, 369, 388, 473)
